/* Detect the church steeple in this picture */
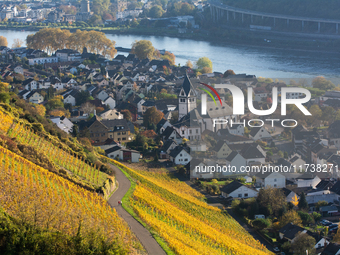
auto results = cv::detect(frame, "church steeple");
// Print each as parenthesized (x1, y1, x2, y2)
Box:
(178, 74, 196, 120)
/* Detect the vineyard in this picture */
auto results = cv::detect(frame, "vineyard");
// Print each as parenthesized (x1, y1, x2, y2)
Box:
(0, 108, 109, 190)
(111, 159, 272, 255)
(0, 145, 141, 254)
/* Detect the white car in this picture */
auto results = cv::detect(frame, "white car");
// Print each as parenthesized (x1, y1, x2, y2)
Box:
(273, 247, 280, 252)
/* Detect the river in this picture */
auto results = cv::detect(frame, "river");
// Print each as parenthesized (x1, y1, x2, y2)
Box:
(1, 29, 340, 83)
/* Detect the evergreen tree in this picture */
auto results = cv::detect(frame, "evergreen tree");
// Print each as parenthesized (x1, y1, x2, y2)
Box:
(298, 192, 308, 210)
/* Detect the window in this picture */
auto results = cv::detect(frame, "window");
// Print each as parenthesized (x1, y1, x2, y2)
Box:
(189, 130, 192, 134)
(274, 179, 277, 182)
(118, 138, 120, 141)
(122, 132, 126, 135)
(185, 159, 188, 161)
(274, 184, 277, 187)
(110, 135, 112, 138)
(101, 133, 105, 137)
(196, 129, 198, 134)
(244, 193, 248, 197)
(117, 132, 121, 135)
(238, 194, 242, 198)
(180, 99, 185, 102)
(122, 138, 126, 141)
(182, 131, 184, 135)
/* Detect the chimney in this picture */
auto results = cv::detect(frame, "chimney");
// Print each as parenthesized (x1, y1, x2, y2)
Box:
(94, 109, 96, 116)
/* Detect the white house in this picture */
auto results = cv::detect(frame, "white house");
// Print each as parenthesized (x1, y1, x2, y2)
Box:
(28, 56, 58, 66)
(23, 78, 38, 91)
(162, 126, 183, 144)
(62, 90, 78, 106)
(225, 151, 247, 175)
(306, 189, 339, 204)
(228, 124, 244, 136)
(296, 173, 321, 188)
(189, 159, 214, 179)
(249, 126, 272, 141)
(255, 172, 286, 188)
(169, 146, 192, 165)
(253, 87, 268, 102)
(50, 116, 74, 134)
(105, 146, 121, 159)
(103, 96, 116, 109)
(27, 91, 44, 104)
(221, 181, 258, 199)
(13, 65, 24, 75)
(119, 149, 140, 163)
(99, 109, 123, 120)
(96, 90, 109, 101)
(241, 144, 266, 165)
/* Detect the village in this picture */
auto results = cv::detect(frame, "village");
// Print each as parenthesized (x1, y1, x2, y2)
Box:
(2, 40, 340, 254)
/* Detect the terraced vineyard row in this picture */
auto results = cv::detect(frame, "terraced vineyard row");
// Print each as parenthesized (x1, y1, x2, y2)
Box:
(0, 109, 107, 188)
(0, 145, 138, 254)
(111, 159, 272, 255)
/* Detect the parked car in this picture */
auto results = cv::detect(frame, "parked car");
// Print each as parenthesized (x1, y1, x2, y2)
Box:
(323, 221, 333, 226)
(273, 247, 280, 252)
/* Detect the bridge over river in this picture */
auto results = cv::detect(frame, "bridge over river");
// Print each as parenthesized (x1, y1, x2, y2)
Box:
(210, 0, 340, 34)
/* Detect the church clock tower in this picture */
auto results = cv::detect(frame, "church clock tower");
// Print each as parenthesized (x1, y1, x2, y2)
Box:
(178, 74, 197, 120)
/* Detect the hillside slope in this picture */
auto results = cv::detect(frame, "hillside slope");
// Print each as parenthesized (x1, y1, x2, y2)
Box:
(112, 160, 272, 255)
(0, 145, 142, 254)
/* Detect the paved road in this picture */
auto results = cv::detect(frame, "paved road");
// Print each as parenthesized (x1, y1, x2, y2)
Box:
(108, 164, 166, 255)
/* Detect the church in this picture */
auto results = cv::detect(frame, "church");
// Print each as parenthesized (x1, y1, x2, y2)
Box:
(175, 75, 240, 137)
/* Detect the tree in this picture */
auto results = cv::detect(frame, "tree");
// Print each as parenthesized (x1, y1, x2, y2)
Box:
(0, 36, 7, 47)
(121, 109, 132, 121)
(0, 93, 10, 104)
(257, 186, 286, 216)
(312, 76, 335, 91)
(46, 98, 64, 110)
(76, 91, 91, 106)
(252, 218, 270, 230)
(298, 192, 308, 210)
(196, 57, 212, 70)
(290, 233, 316, 255)
(131, 40, 156, 60)
(186, 60, 193, 68)
(149, 5, 164, 18)
(201, 66, 212, 74)
(312, 212, 321, 222)
(298, 211, 313, 226)
(143, 107, 164, 128)
(161, 51, 176, 65)
(307, 105, 322, 126)
(315, 200, 328, 211)
(333, 225, 340, 243)
(279, 210, 303, 228)
(81, 102, 96, 115)
(35, 105, 46, 116)
(291, 194, 299, 207)
(223, 69, 235, 77)
(12, 38, 24, 48)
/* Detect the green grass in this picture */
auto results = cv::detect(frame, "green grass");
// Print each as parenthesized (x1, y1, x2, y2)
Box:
(118, 166, 175, 255)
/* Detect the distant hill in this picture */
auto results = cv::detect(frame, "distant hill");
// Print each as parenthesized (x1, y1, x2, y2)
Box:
(222, 0, 340, 19)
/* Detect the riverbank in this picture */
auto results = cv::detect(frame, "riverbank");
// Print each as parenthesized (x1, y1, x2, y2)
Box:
(2, 24, 340, 56)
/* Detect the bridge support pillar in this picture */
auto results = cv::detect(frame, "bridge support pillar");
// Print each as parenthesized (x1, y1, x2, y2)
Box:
(318, 22, 320, 32)
(302, 21, 304, 31)
(336, 23, 338, 34)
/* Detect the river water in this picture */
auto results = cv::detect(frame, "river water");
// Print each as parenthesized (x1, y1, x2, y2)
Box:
(1, 29, 340, 83)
